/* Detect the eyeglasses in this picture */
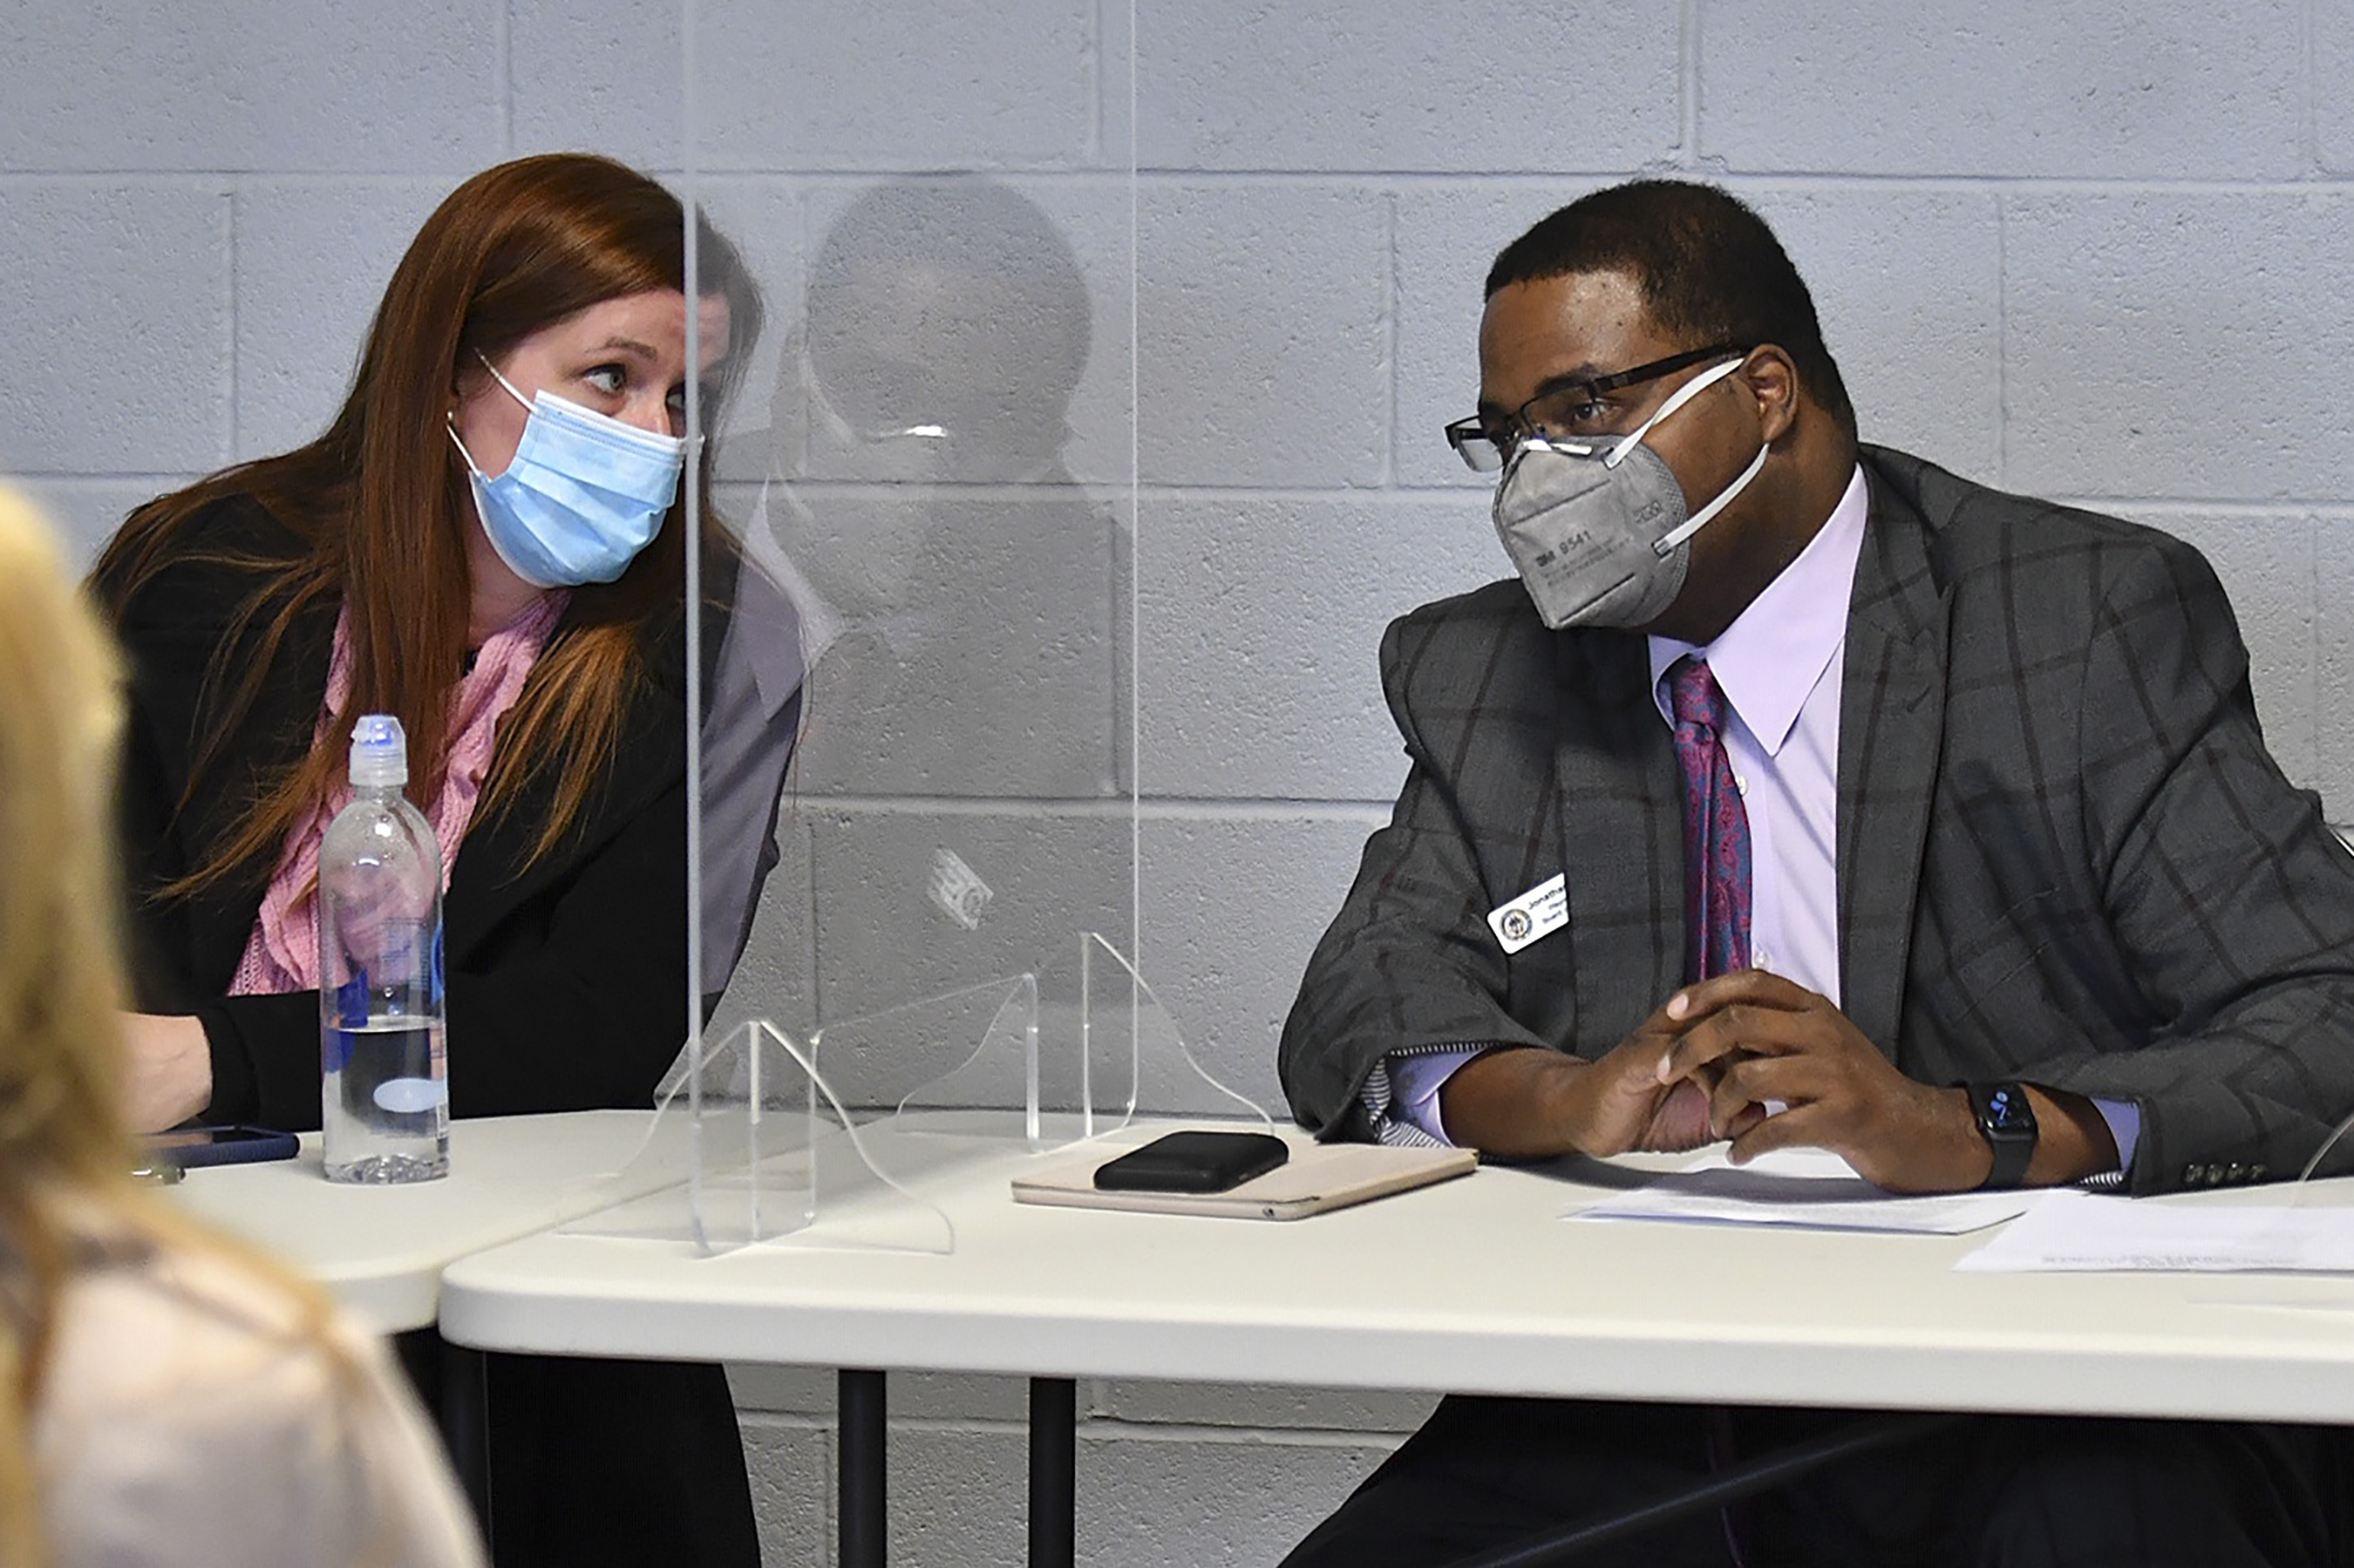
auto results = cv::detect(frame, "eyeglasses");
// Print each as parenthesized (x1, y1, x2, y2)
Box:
(1443, 343, 1749, 472)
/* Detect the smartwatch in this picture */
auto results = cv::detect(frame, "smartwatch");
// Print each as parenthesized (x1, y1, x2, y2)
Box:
(1963, 1081, 2038, 1190)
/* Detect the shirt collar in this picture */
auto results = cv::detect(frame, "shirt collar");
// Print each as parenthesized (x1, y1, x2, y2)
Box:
(1649, 462, 1868, 756)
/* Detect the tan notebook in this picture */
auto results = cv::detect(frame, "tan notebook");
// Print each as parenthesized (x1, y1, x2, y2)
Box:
(1011, 1140, 1477, 1221)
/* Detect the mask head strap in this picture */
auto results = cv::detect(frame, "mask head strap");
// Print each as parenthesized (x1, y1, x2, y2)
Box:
(1653, 439, 1770, 555)
(475, 349, 535, 413)
(1604, 353, 1749, 469)
(446, 351, 542, 477)
(445, 415, 484, 479)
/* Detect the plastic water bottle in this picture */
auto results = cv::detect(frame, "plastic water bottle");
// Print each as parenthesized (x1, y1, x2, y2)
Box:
(318, 715, 448, 1183)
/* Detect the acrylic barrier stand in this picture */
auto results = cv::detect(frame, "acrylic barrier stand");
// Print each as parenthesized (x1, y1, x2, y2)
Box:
(567, 933, 1266, 1258)
(562, 1021, 955, 1256)
(660, 159, 1158, 1566)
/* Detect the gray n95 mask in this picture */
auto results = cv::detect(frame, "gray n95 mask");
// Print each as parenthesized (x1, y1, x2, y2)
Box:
(1491, 356, 1766, 630)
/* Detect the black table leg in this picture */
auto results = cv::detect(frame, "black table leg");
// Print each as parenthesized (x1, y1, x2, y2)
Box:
(1029, 1376, 1078, 1568)
(840, 1369, 888, 1568)
(439, 1341, 491, 1528)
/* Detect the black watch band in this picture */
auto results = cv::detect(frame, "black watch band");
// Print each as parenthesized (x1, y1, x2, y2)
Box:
(1963, 1080, 2038, 1190)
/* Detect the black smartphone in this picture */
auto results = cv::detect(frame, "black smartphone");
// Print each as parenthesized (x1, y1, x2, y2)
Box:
(145, 1124, 300, 1170)
(1092, 1130, 1289, 1194)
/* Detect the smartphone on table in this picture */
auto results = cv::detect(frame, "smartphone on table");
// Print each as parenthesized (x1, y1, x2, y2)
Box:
(144, 1124, 300, 1170)
(1092, 1130, 1289, 1194)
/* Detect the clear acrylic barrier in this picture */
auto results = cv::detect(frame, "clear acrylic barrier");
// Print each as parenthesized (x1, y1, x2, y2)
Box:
(574, 929, 1269, 1253)
(810, 932, 1269, 1143)
(564, 1020, 957, 1256)
(660, 21, 1262, 1252)
(694, 168, 1138, 1036)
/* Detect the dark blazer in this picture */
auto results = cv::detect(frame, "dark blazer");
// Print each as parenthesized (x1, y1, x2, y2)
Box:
(1280, 446, 2354, 1195)
(106, 495, 697, 1131)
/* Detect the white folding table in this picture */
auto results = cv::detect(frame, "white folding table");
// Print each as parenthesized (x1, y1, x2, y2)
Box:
(170, 1109, 679, 1510)
(436, 1121, 2354, 1565)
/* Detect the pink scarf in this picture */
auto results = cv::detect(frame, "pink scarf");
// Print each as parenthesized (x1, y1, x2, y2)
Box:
(228, 592, 568, 995)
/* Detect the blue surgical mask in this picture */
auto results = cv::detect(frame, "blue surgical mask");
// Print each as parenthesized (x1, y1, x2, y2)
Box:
(446, 355, 689, 587)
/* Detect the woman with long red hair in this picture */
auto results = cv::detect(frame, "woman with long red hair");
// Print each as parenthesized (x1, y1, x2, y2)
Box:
(92, 152, 768, 1567)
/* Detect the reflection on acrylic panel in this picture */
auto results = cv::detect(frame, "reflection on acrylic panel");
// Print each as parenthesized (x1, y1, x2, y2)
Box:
(780, 174, 1126, 803)
(694, 174, 1140, 1063)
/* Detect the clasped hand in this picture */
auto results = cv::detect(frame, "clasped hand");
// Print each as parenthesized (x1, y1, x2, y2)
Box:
(1570, 969, 1970, 1192)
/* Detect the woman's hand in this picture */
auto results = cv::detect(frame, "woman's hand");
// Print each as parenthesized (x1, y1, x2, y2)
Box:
(119, 1012, 214, 1132)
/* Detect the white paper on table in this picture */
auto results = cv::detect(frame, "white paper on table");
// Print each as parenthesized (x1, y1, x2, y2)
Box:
(1956, 1189, 2354, 1273)
(1561, 1146, 2038, 1235)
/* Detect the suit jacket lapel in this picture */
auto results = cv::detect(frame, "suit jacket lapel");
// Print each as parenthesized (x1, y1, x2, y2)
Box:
(1554, 627, 1684, 1045)
(1837, 466, 1951, 1056)
(187, 598, 337, 991)
(445, 658, 687, 963)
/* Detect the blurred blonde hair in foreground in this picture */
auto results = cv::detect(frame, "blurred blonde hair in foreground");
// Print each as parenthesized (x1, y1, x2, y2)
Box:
(0, 485, 146, 1565)
(0, 485, 482, 1566)
(0, 485, 131, 1223)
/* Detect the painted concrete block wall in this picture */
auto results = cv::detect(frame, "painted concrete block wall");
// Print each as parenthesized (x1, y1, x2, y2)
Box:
(9, 2, 2354, 1565)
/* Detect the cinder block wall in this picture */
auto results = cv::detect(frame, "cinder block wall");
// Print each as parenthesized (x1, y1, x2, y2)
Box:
(10, 3, 2354, 1563)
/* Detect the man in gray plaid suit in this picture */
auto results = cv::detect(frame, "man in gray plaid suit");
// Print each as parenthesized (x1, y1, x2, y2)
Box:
(1278, 181, 2354, 1566)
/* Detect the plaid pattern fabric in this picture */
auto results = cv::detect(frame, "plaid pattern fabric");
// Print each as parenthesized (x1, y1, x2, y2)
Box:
(1279, 445, 2354, 1195)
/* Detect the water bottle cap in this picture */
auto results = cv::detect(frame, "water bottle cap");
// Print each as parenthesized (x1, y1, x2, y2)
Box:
(348, 713, 409, 787)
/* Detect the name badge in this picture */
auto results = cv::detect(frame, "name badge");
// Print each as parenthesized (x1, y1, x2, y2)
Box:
(1487, 873, 1567, 954)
